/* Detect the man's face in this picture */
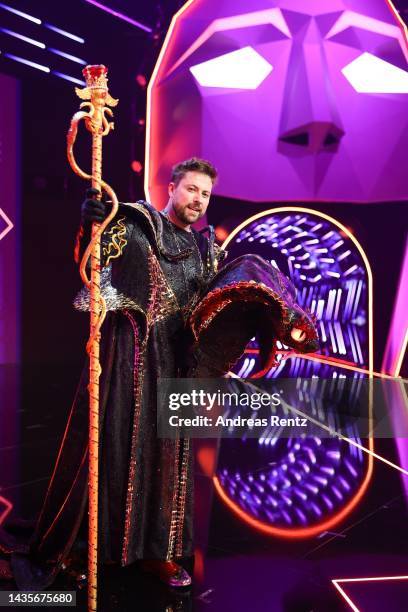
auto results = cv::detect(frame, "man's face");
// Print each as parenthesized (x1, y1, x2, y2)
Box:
(169, 171, 213, 225)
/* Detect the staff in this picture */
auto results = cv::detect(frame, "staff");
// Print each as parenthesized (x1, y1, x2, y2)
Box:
(67, 64, 119, 612)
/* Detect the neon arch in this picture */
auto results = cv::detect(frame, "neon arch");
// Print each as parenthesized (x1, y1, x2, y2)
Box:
(213, 207, 374, 538)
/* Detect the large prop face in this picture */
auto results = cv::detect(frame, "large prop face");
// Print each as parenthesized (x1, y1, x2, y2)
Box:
(148, 0, 408, 206)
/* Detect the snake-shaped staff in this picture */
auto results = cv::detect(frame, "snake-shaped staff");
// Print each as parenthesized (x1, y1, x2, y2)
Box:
(67, 65, 119, 612)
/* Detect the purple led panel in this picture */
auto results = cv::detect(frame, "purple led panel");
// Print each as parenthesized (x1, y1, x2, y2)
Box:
(218, 434, 367, 529)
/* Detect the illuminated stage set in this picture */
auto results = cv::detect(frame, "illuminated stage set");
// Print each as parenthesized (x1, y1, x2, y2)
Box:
(1, 0, 408, 611)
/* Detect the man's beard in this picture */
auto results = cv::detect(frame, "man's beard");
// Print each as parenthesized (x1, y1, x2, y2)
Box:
(174, 204, 202, 225)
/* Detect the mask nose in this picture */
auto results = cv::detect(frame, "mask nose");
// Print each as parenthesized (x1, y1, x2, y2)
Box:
(278, 18, 344, 157)
(279, 121, 344, 155)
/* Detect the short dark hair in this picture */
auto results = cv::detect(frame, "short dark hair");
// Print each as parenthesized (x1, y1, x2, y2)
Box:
(171, 157, 218, 186)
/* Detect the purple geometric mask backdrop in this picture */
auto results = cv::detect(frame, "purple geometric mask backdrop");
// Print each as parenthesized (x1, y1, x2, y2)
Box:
(147, 0, 408, 206)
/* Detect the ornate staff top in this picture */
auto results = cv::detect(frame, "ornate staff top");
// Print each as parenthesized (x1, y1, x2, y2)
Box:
(67, 64, 120, 287)
(76, 64, 119, 108)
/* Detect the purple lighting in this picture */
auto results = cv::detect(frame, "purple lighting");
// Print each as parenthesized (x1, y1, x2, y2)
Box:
(43, 23, 84, 44)
(190, 46, 273, 89)
(0, 2, 41, 24)
(48, 49, 87, 65)
(4, 54, 50, 73)
(52, 71, 86, 86)
(218, 435, 366, 530)
(84, 0, 152, 33)
(0, 28, 45, 48)
(343, 52, 408, 93)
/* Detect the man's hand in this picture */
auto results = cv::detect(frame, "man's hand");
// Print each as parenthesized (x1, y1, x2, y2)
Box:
(81, 188, 108, 226)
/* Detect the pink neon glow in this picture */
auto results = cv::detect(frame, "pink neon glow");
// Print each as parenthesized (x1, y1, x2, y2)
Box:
(335, 575, 408, 582)
(190, 46, 273, 89)
(382, 240, 408, 376)
(332, 575, 408, 612)
(0, 495, 12, 527)
(0, 208, 13, 242)
(342, 52, 408, 93)
(84, 0, 152, 33)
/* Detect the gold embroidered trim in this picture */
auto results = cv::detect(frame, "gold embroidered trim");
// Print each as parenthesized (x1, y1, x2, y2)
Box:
(103, 216, 128, 266)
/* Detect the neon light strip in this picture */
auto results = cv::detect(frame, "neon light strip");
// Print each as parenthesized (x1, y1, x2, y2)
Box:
(0, 2, 41, 24)
(332, 581, 359, 612)
(52, 71, 86, 86)
(0, 208, 14, 242)
(382, 242, 408, 376)
(285, 352, 404, 381)
(386, 0, 408, 43)
(332, 575, 408, 612)
(48, 48, 86, 65)
(222, 207, 374, 375)
(242, 348, 406, 380)
(145, 0, 197, 201)
(0, 28, 45, 48)
(4, 53, 50, 73)
(393, 328, 408, 377)
(0, 495, 13, 527)
(335, 575, 408, 583)
(43, 23, 84, 44)
(84, 0, 152, 33)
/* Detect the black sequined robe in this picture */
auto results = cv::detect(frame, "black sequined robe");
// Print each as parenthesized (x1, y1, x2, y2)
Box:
(5, 201, 224, 589)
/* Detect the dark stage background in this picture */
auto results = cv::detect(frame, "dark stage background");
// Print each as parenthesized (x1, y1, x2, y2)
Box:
(0, 3, 408, 610)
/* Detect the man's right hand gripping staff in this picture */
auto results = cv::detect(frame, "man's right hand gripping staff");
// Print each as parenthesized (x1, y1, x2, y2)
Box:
(81, 188, 109, 226)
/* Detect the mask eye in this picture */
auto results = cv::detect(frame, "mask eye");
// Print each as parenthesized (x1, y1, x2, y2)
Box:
(189, 46, 273, 89)
(291, 328, 307, 343)
(342, 52, 408, 93)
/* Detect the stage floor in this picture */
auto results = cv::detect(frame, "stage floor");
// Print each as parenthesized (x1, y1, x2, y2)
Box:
(1, 365, 407, 611)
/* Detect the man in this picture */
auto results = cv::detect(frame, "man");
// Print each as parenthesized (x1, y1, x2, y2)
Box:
(44, 158, 222, 589)
(0, 157, 318, 590)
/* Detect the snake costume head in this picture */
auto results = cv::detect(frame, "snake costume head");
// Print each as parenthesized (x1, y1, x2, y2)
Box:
(189, 254, 319, 377)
